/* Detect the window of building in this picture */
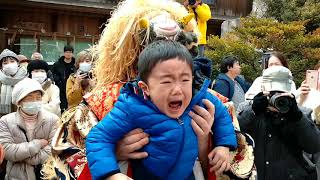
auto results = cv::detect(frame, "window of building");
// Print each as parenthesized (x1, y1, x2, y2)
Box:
(40, 38, 67, 65)
(17, 38, 37, 60)
(6, 33, 97, 65)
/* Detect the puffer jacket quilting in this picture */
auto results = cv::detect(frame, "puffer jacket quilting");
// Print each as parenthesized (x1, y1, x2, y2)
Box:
(86, 79, 237, 180)
(0, 110, 58, 180)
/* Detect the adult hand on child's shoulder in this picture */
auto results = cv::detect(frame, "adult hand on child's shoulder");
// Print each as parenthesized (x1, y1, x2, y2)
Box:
(190, 99, 215, 140)
(116, 128, 149, 161)
(208, 146, 230, 176)
(190, 99, 215, 171)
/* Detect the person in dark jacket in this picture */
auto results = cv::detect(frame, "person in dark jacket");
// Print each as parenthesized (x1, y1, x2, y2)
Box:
(52, 45, 76, 112)
(213, 56, 250, 109)
(86, 40, 237, 180)
(237, 66, 320, 180)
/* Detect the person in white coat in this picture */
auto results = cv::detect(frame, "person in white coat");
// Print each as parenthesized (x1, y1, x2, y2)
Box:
(245, 51, 297, 101)
(0, 78, 58, 180)
(27, 60, 61, 117)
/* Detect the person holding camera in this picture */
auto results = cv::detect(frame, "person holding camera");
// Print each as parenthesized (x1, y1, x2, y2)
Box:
(184, 0, 211, 57)
(238, 66, 320, 180)
(66, 50, 95, 108)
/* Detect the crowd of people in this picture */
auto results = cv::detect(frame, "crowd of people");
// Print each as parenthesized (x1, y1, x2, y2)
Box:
(0, 0, 319, 180)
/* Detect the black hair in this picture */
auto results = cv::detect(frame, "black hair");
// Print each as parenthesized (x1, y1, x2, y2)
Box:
(267, 51, 288, 68)
(138, 40, 193, 82)
(0, 57, 19, 69)
(64, 45, 74, 52)
(27, 60, 49, 78)
(220, 55, 239, 73)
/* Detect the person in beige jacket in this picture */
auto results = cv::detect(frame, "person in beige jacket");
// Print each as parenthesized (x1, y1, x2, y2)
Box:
(27, 60, 61, 117)
(0, 78, 58, 180)
(66, 50, 95, 108)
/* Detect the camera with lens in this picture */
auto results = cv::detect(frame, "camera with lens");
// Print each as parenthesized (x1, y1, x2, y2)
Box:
(188, 0, 197, 5)
(268, 93, 291, 113)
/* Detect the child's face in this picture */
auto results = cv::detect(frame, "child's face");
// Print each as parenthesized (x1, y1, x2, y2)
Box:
(139, 58, 193, 119)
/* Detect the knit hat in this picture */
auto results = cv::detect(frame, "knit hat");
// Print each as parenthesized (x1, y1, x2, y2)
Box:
(64, 45, 74, 52)
(12, 78, 45, 105)
(0, 49, 19, 62)
(17, 54, 30, 63)
(262, 66, 292, 92)
(27, 60, 49, 77)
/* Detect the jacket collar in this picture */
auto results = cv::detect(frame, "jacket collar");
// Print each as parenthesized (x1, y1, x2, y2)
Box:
(15, 109, 44, 132)
(217, 73, 234, 82)
(58, 56, 75, 65)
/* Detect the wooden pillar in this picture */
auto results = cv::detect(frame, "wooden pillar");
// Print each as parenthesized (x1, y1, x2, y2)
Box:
(0, 31, 6, 50)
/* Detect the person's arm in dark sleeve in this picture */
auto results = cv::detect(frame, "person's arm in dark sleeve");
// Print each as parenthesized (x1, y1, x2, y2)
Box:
(237, 104, 257, 133)
(287, 114, 320, 154)
(52, 63, 62, 88)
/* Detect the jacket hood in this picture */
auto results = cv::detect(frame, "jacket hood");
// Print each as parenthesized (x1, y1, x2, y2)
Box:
(12, 78, 45, 105)
(0, 49, 19, 61)
(193, 56, 212, 79)
(217, 73, 233, 82)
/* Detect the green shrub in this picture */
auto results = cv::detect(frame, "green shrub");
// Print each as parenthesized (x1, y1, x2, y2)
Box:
(205, 17, 320, 86)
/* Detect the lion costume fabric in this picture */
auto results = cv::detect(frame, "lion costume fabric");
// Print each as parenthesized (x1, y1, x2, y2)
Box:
(41, 0, 255, 179)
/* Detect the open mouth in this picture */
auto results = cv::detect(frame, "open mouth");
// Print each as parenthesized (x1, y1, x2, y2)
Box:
(168, 100, 182, 110)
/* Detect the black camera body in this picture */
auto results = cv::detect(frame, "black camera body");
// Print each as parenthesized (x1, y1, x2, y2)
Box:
(188, 0, 197, 5)
(269, 93, 291, 113)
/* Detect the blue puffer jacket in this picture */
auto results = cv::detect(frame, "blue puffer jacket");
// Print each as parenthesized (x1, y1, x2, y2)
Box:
(86, 79, 237, 180)
(214, 73, 250, 100)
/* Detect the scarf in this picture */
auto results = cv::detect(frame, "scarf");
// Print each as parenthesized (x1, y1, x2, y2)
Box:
(0, 67, 27, 114)
(19, 108, 38, 139)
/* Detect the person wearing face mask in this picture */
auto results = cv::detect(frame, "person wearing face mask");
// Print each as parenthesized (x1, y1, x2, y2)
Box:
(238, 66, 320, 180)
(66, 50, 95, 108)
(0, 78, 58, 180)
(0, 49, 28, 117)
(27, 60, 61, 116)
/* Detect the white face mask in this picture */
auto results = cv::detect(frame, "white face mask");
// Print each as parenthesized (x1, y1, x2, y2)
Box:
(32, 72, 47, 84)
(2, 62, 18, 76)
(21, 101, 42, 115)
(79, 62, 92, 72)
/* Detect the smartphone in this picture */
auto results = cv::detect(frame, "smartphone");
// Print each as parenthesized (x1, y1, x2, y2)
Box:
(80, 72, 89, 79)
(80, 72, 93, 79)
(306, 70, 319, 90)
